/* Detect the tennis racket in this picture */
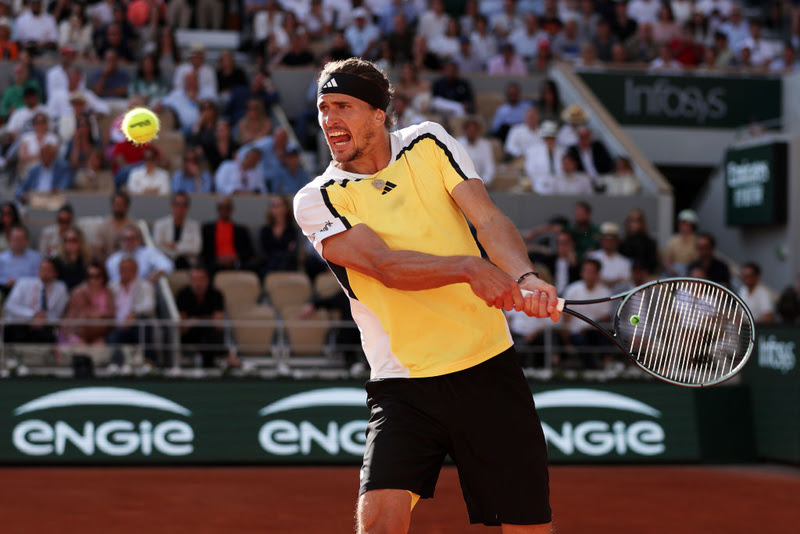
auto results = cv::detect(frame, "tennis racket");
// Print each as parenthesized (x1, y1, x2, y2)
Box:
(525, 277, 755, 387)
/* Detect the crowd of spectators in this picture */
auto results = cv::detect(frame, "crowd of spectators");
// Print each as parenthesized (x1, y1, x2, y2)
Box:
(0, 0, 796, 374)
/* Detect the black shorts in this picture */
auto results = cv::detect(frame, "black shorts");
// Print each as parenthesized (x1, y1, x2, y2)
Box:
(359, 347, 551, 526)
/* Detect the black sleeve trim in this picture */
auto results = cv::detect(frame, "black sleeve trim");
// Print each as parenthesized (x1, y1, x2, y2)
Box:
(320, 179, 352, 229)
(394, 132, 470, 182)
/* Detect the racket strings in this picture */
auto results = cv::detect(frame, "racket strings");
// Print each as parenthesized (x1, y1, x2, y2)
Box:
(616, 280, 753, 386)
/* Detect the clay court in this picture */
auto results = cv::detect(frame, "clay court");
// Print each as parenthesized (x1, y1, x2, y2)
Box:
(1, 464, 798, 533)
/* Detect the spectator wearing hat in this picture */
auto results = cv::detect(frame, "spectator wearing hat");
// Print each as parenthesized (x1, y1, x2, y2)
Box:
(345, 7, 380, 58)
(16, 142, 74, 203)
(566, 125, 613, 178)
(0, 17, 18, 60)
(663, 209, 699, 276)
(267, 144, 310, 194)
(737, 262, 774, 323)
(1, 63, 42, 122)
(587, 221, 633, 292)
(15, 0, 58, 55)
(456, 116, 495, 187)
(172, 43, 219, 100)
(523, 120, 563, 194)
(687, 232, 731, 288)
(557, 102, 589, 149)
(490, 82, 532, 142)
(487, 42, 528, 75)
(127, 145, 170, 195)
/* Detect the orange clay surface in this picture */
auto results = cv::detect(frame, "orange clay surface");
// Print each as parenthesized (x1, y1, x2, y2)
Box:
(0, 465, 798, 533)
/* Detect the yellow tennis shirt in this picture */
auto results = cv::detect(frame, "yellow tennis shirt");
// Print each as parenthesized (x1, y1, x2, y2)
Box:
(294, 122, 512, 379)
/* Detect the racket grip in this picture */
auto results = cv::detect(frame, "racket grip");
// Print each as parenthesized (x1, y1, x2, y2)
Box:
(520, 289, 566, 311)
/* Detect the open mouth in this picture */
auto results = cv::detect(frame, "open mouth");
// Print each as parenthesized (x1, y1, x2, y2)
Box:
(327, 129, 351, 148)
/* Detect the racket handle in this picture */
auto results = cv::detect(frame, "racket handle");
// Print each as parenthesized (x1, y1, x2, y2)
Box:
(520, 289, 565, 311)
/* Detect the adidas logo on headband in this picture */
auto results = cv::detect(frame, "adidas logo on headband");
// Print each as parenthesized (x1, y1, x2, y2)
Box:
(318, 72, 389, 111)
(322, 78, 339, 89)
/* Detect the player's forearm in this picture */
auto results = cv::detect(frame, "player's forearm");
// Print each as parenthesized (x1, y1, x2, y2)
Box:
(475, 211, 534, 281)
(372, 250, 479, 290)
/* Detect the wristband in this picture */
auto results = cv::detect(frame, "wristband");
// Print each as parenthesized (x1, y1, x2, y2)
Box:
(515, 271, 540, 284)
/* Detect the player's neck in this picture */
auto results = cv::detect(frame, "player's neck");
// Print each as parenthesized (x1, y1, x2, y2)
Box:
(337, 131, 392, 175)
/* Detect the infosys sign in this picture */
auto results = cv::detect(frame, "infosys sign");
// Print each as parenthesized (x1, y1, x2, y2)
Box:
(10, 387, 194, 459)
(0, 383, 703, 464)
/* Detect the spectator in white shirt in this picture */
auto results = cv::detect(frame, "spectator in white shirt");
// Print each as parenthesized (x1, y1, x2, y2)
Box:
(5, 86, 46, 139)
(696, 0, 733, 19)
(214, 148, 267, 195)
(45, 45, 79, 100)
(453, 35, 485, 74)
(429, 17, 461, 61)
(417, 0, 449, 45)
(524, 120, 563, 194)
(171, 43, 219, 100)
(106, 224, 174, 284)
(719, 5, 750, 54)
(14, 0, 58, 54)
(152, 192, 202, 269)
(554, 152, 595, 195)
(345, 7, 380, 58)
(561, 258, 612, 368)
(47, 66, 110, 123)
(390, 93, 426, 131)
(738, 262, 775, 323)
(456, 116, 495, 186)
(3, 257, 68, 344)
(627, 0, 661, 25)
(742, 20, 775, 67)
(587, 221, 633, 292)
(509, 13, 547, 64)
(127, 146, 170, 195)
(107, 255, 156, 365)
(490, 0, 523, 40)
(505, 106, 543, 160)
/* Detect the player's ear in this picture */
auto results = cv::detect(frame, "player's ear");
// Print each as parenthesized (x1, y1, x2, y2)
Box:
(375, 109, 385, 123)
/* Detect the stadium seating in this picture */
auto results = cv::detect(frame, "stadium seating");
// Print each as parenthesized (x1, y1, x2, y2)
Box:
(264, 271, 312, 313)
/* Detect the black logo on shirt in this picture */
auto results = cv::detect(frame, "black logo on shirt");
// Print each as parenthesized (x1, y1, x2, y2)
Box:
(319, 220, 333, 232)
(381, 181, 397, 195)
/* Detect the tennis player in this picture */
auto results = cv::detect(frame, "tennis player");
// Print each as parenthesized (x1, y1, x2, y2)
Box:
(294, 58, 561, 533)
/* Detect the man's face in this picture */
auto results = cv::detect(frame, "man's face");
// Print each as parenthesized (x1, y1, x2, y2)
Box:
(190, 268, 209, 295)
(507, 85, 520, 105)
(121, 230, 141, 252)
(39, 260, 57, 284)
(318, 93, 383, 165)
(242, 150, 261, 170)
(9, 228, 27, 254)
(601, 234, 618, 253)
(574, 204, 590, 225)
(581, 262, 599, 285)
(217, 200, 233, 221)
(119, 259, 137, 283)
(697, 237, 713, 259)
(112, 196, 129, 218)
(171, 195, 189, 221)
(741, 267, 758, 290)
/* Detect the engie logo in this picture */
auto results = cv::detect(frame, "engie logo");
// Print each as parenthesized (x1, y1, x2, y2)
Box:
(12, 387, 194, 457)
(257, 388, 367, 457)
(535, 389, 665, 457)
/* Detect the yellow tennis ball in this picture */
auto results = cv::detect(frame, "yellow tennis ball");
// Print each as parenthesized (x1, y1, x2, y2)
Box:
(121, 107, 160, 144)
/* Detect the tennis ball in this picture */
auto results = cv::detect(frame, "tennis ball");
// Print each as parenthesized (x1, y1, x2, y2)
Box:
(630, 315, 640, 325)
(121, 107, 160, 144)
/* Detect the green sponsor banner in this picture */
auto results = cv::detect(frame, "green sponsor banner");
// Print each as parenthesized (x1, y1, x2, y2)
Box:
(724, 142, 788, 226)
(0, 380, 751, 464)
(744, 326, 800, 462)
(578, 71, 782, 128)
